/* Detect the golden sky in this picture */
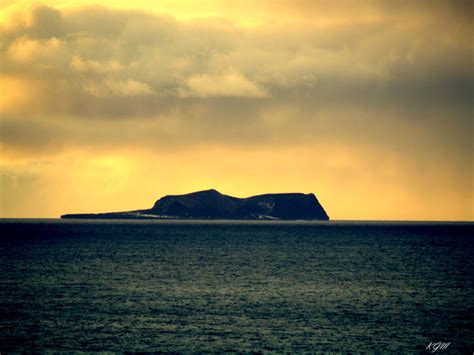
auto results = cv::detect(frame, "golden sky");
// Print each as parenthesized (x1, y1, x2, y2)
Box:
(0, 0, 472, 220)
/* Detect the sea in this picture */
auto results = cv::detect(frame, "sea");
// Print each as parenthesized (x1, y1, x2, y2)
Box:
(0, 219, 472, 353)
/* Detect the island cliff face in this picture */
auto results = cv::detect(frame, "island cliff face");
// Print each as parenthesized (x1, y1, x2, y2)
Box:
(61, 189, 330, 220)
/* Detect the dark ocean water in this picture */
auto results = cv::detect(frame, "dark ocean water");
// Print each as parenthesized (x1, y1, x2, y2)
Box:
(0, 220, 472, 353)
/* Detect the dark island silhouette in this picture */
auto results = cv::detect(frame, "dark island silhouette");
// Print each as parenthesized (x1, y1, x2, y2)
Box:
(61, 189, 330, 220)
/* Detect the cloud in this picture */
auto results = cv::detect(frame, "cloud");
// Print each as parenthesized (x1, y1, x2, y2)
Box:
(25, 5, 63, 38)
(182, 70, 268, 98)
(7, 35, 64, 63)
(70, 56, 123, 73)
(0, 2, 471, 117)
(0, 3, 471, 143)
(83, 79, 155, 97)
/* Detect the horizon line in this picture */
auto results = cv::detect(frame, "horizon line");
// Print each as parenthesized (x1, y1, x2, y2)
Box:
(0, 218, 472, 223)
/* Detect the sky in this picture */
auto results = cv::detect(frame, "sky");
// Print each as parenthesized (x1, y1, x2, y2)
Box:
(0, 0, 472, 220)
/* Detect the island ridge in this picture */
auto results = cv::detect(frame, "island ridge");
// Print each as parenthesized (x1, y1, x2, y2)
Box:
(61, 189, 330, 220)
